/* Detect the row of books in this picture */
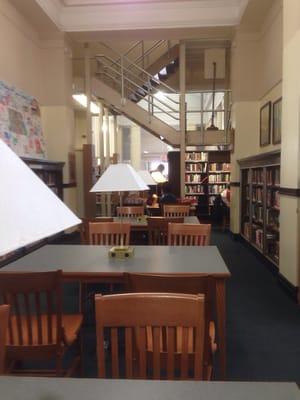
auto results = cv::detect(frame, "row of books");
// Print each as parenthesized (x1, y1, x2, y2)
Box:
(185, 174, 207, 183)
(185, 163, 207, 172)
(252, 188, 263, 202)
(266, 167, 280, 186)
(208, 184, 227, 194)
(208, 173, 230, 183)
(253, 205, 263, 222)
(252, 226, 263, 249)
(185, 185, 205, 194)
(266, 209, 280, 228)
(35, 171, 57, 185)
(267, 190, 280, 208)
(209, 163, 230, 172)
(252, 169, 263, 184)
(185, 152, 208, 162)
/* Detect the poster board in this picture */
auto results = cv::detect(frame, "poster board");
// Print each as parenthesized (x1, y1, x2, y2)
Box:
(0, 80, 46, 158)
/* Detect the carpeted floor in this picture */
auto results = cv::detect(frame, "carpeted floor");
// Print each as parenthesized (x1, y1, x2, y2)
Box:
(61, 230, 300, 381)
(212, 230, 300, 382)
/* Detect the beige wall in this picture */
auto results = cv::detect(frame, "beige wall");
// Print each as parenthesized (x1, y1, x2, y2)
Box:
(0, 0, 77, 212)
(0, 0, 42, 99)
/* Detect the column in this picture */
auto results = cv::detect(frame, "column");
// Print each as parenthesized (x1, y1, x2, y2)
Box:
(280, 0, 300, 291)
(179, 41, 186, 198)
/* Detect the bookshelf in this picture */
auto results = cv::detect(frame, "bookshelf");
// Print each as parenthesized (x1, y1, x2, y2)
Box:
(240, 152, 280, 266)
(184, 150, 231, 216)
(22, 157, 64, 200)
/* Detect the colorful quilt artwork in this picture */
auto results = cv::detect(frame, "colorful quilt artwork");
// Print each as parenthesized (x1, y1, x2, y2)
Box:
(0, 80, 46, 158)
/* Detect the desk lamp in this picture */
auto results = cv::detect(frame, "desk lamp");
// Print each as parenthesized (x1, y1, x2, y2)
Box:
(0, 139, 81, 258)
(90, 163, 148, 258)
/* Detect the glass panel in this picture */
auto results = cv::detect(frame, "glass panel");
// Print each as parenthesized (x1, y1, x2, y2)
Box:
(186, 93, 201, 111)
(186, 112, 202, 131)
(202, 92, 225, 111)
(202, 111, 225, 130)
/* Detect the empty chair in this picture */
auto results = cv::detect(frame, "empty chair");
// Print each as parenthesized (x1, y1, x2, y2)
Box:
(0, 271, 83, 376)
(127, 273, 216, 368)
(117, 206, 144, 218)
(0, 305, 9, 374)
(168, 223, 211, 246)
(147, 217, 184, 245)
(95, 292, 208, 380)
(88, 222, 130, 246)
(80, 218, 113, 244)
(163, 204, 190, 218)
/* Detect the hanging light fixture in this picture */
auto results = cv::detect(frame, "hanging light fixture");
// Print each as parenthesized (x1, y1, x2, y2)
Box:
(207, 61, 219, 131)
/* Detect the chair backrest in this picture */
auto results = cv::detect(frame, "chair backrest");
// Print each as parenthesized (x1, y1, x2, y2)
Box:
(88, 222, 131, 246)
(95, 293, 205, 380)
(0, 305, 9, 374)
(147, 217, 184, 245)
(80, 218, 114, 244)
(0, 271, 62, 356)
(117, 206, 144, 218)
(163, 205, 190, 217)
(168, 223, 211, 246)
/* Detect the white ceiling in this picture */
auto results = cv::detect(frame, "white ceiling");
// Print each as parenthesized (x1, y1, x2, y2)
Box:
(34, 0, 249, 33)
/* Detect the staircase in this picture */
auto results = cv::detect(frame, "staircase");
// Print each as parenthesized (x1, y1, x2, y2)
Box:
(92, 42, 181, 147)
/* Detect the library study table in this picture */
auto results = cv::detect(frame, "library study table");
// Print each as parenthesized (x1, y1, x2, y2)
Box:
(0, 377, 299, 400)
(2, 245, 230, 379)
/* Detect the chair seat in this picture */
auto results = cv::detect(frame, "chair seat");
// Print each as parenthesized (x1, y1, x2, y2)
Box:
(7, 314, 83, 347)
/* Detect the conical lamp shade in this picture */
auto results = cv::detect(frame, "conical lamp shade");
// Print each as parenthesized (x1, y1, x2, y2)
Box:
(0, 139, 81, 257)
(90, 164, 149, 192)
(137, 170, 156, 186)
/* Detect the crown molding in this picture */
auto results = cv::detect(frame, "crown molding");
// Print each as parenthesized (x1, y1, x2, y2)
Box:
(34, 0, 249, 33)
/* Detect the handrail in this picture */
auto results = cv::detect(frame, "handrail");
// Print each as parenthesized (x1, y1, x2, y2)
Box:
(97, 56, 180, 119)
(96, 54, 180, 113)
(128, 40, 165, 70)
(97, 42, 179, 98)
(107, 40, 141, 70)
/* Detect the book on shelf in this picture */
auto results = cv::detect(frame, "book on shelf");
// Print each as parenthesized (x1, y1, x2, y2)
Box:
(185, 152, 208, 162)
(185, 163, 207, 172)
(185, 184, 205, 194)
(208, 163, 230, 172)
(208, 173, 230, 183)
(208, 184, 226, 194)
(252, 169, 263, 184)
(252, 188, 263, 202)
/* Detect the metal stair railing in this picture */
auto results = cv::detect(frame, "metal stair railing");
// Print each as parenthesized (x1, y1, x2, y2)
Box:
(95, 50, 180, 125)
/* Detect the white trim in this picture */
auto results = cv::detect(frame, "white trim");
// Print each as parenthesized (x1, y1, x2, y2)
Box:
(34, 0, 248, 32)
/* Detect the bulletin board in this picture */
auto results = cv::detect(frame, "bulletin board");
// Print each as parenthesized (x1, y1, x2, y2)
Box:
(0, 80, 46, 158)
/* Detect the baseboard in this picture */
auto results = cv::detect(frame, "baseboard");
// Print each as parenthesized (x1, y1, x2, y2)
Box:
(238, 234, 299, 302)
(278, 273, 299, 302)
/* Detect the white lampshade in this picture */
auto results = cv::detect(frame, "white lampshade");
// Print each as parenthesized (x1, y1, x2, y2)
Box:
(151, 171, 167, 184)
(0, 139, 81, 257)
(90, 163, 149, 192)
(137, 170, 156, 186)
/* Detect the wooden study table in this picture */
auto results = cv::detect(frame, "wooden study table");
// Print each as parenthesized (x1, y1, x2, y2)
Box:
(0, 377, 299, 400)
(113, 215, 199, 231)
(2, 245, 230, 379)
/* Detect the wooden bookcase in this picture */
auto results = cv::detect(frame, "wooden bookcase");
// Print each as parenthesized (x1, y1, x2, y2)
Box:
(168, 150, 230, 217)
(239, 151, 280, 266)
(22, 157, 64, 200)
(0, 157, 65, 267)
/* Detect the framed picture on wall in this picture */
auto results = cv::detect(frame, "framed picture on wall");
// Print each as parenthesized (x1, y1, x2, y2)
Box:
(272, 97, 282, 144)
(260, 101, 271, 147)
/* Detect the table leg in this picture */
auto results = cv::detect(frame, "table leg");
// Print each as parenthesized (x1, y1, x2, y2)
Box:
(215, 278, 226, 380)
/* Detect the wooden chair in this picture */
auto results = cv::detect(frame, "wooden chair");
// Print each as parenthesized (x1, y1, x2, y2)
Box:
(163, 204, 190, 218)
(0, 305, 9, 374)
(0, 271, 83, 377)
(126, 273, 216, 371)
(95, 292, 207, 380)
(147, 217, 184, 245)
(88, 222, 130, 246)
(168, 223, 211, 246)
(117, 206, 144, 218)
(80, 218, 114, 244)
